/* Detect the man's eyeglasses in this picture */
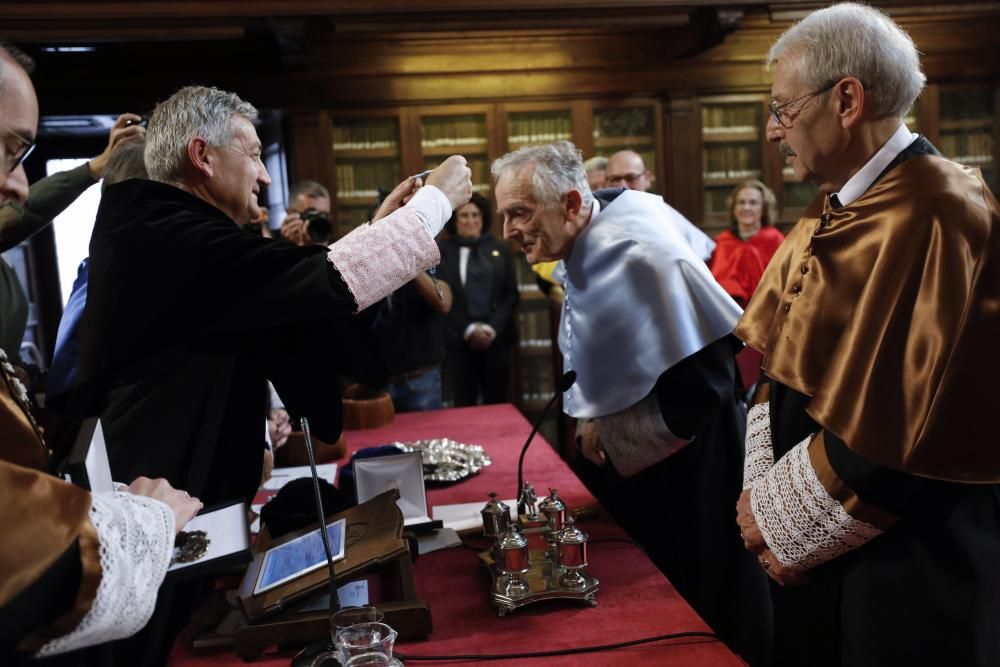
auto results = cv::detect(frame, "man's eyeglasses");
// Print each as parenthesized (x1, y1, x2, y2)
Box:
(768, 81, 838, 128)
(606, 172, 647, 186)
(0, 121, 35, 176)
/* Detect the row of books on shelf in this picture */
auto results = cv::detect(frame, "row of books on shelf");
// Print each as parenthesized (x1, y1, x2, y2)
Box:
(508, 115, 573, 145)
(421, 117, 488, 147)
(702, 105, 761, 130)
(336, 162, 400, 197)
(704, 168, 762, 182)
(517, 283, 544, 293)
(517, 308, 551, 345)
(332, 123, 399, 151)
(519, 338, 552, 348)
(938, 132, 994, 162)
(704, 145, 761, 178)
(703, 125, 759, 136)
(337, 190, 380, 201)
(519, 355, 555, 403)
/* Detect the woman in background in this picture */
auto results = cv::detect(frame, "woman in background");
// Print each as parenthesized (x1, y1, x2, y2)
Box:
(709, 179, 784, 307)
(437, 193, 518, 406)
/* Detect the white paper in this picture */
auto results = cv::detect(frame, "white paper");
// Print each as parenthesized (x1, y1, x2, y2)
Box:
(297, 581, 370, 612)
(354, 453, 428, 522)
(168, 502, 250, 572)
(249, 504, 264, 534)
(432, 498, 517, 533)
(262, 463, 338, 491)
(84, 420, 115, 494)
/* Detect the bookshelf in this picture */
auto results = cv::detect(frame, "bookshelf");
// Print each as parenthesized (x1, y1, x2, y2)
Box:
(507, 110, 573, 150)
(593, 105, 660, 194)
(331, 116, 402, 236)
(416, 108, 495, 200)
(700, 99, 766, 232)
(936, 87, 996, 195)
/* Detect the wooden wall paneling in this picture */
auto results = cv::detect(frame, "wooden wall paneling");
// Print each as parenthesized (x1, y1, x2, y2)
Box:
(665, 95, 700, 223)
(570, 100, 595, 159)
(918, 83, 941, 146)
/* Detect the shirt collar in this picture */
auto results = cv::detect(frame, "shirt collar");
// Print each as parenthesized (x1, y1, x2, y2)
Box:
(833, 124, 918, 207)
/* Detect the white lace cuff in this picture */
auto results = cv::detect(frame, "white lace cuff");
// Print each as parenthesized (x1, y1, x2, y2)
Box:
(749, 435, 882, 572)
(35, 492, 175, 656)
(326, 204, 442, 313)
(597, 393, 691, 478)
(743, 402, 774, 489)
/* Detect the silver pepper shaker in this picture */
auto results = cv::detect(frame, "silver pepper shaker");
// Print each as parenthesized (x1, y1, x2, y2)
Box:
(557, 515, 589, 589)
(481, 492, 510, 538)
(496, 523, 530, 594)
(538, 488, 566, 559)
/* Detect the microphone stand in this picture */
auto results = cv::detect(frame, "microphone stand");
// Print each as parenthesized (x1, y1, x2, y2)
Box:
(301, 417, 341, 613)
(516, 371, 576, 508)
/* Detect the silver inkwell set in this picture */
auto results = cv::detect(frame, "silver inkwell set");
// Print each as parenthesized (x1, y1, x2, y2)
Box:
(478, 483, 598, 617)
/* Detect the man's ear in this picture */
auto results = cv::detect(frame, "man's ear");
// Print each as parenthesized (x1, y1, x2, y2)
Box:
(562, 189, 583, 222)
(836, 77, 866, 129)
(186, 137, 213, 178)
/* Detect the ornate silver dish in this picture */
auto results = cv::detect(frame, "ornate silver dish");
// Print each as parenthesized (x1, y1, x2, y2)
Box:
(392, 438, 492, 482)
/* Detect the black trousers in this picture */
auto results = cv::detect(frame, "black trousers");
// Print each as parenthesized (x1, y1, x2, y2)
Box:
(443, 344, 509, 407)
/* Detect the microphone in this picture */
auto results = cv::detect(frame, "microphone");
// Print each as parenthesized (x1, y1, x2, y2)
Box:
(516, 370, 577, 505)
(300, 417, 342, 613)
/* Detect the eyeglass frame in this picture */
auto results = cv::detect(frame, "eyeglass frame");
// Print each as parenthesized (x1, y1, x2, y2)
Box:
(0, 120, 35, 176)
(768, 81, 839, 128)
(605, 170, 650, 186)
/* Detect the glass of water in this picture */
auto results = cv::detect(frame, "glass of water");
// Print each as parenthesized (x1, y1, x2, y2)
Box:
(335, 622, 399, 667)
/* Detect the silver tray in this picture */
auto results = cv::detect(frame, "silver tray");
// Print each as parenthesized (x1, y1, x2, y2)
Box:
(392, 438, 492, 482)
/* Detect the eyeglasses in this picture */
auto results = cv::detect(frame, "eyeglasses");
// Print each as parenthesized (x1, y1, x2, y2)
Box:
(768, 81, 838, 128)
(606, 171, 647, 186)
(0, 120, 35, 176)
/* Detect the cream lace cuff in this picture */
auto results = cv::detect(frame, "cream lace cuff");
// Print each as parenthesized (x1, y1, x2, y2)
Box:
(36, 492, 175, 656)
(743, 402, 774, 490)
(749, 435, 882, 572)
(326, 194, 443, 313)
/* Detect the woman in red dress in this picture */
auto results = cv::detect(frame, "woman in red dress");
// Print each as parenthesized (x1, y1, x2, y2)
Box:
(709, 179, 784, 307)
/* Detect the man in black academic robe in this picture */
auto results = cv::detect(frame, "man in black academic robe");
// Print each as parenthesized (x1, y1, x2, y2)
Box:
(494, 142, 771, 666)
(61, 85, 471, 666)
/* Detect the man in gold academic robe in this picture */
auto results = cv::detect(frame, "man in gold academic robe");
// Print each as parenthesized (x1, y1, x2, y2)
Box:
(735, 4, 1000, 666)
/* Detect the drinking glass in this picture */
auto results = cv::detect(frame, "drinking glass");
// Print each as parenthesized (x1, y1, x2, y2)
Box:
(310, 606, 385, 667)
(335, 622, 398, 667)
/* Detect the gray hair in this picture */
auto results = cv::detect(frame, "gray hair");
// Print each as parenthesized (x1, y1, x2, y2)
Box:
(583, 156, 608, 172)
(491, 141, 593, 209)
(767, 2, 925, 119)
(144, 85, 258, 184)
(102, 139, 148, 189)
(289, 179, 330, 202)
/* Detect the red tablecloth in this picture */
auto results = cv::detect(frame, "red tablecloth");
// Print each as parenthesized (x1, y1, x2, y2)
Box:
(172, 404, 744, 666)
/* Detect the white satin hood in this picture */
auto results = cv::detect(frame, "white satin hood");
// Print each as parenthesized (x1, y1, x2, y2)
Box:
(557, 190, 741, 419)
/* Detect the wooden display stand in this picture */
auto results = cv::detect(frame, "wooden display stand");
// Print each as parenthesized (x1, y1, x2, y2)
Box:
(234, 490, 430, 660)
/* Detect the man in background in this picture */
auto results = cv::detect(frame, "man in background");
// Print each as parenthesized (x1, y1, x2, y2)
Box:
(606, 148, 714, 260)
(279, 179, 332, 245)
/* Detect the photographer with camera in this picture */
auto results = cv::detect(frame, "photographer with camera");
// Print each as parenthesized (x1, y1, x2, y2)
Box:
(279, 179, 333, 245)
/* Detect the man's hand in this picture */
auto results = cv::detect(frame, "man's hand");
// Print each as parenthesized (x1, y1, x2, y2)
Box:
(89, 113, 146, 179)
(373, 175, 423, 223)
(280, 211, 311, 246)
(267, 408, 292, 449)
(757, 547, 808, 587)
(467, 324, 495, 350)
(425, 155, 473, 211)
(127, 476, 203, 534)
(736, 488, 766, 553)
(576, 419, 607, 466)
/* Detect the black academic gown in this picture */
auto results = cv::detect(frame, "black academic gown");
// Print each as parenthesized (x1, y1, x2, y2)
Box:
(578, 334, 771, 667)
(763, 138, 1000, 667)
(60, 179, 384, 667)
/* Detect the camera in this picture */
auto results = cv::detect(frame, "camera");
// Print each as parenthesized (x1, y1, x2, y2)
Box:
(301, 208, 333, 244)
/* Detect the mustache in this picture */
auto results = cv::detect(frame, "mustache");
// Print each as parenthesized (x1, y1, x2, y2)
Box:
(779, 143, 797, 159)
